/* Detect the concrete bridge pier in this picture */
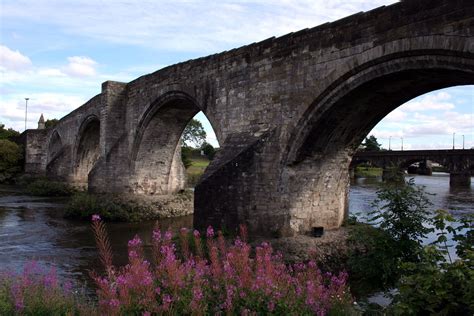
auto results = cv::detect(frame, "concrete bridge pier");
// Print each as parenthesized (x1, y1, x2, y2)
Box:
(418, 160, 433, 176)
(449, 172, 471, 187)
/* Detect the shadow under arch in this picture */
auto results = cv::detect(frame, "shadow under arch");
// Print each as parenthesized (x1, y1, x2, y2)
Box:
(46, 129, 64, 178)
(73, 115, 101, 188)
(281, 51, 474, 232)
(130, 91, 220, 195)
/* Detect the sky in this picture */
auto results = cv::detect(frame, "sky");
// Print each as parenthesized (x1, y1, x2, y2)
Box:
(0, 0, 473, 149)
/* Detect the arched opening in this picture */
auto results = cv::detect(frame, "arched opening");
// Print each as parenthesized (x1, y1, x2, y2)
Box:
(46, 130, 64, 179)
(284, 54, 474, 233)
(130, 92, 220, 195)
(74, 116, 100, 188)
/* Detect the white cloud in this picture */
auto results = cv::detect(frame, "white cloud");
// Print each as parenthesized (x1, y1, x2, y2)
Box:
(1, 0, 397, 53)
(400, 91, 455, 112)
(62, 56, 97, 77)
(0, 45, 32, 71)
(384, 108, 407, 122)
(0, 93, 86, 131)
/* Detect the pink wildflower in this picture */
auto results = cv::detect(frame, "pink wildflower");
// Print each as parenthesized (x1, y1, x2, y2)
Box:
(206, 226, 214, 238)
(128, 235, 142, 247)
(92, 214, 101, 222)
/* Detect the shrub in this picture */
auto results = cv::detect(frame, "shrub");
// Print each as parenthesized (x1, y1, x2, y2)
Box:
(90, 217, 356, 315)
(201, 142, 216, 160)
(389, 211, 474, 315)
(347, 179, 434, 292)
(181, 146, 193, 169)
(65, 192, 132, 221)
(0, 139, 23, 183)
(0, 262, 93, 315)
(26, 178, 75, 196)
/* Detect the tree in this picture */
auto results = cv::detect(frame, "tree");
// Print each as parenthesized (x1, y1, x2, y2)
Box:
(0, 124, 20, 141)
(201, 142, 216, 160)
(0, 139, 23, 183)
(362, 135, 382, 151)
(182, 119, 206, 148)
(45, 119, 59, 129)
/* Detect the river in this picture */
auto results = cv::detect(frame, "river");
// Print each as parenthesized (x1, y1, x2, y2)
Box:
(0, 173, 472, 292)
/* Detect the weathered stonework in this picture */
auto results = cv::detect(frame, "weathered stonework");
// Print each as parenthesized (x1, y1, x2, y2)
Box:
(24, 0, 474, 237)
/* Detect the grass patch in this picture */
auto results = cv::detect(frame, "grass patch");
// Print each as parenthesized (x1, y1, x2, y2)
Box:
(354, 166, 382, 178)
(186, 157, 210, 187)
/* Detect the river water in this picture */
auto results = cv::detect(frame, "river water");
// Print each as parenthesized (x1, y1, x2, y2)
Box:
(0, 173, 472, 292)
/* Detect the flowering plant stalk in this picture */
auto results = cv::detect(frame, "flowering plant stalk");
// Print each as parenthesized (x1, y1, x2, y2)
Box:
(90, 216, 354, 315)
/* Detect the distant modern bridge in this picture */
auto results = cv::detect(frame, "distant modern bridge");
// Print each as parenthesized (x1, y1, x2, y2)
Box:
(23, 0, 474, 237)
(351, 149, 474, 186)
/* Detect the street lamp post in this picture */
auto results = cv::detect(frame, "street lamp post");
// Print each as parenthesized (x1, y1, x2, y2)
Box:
(24, 98, 29, 131)
(389, 136, 392, 151)
(401, 137, 403, 151)
(452, 132, 455, 150)
(462, 135, 465, 149)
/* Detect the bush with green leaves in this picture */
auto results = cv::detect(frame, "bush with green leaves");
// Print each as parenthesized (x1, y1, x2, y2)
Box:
(65, 192, 133, 221)
(181, 146, 193, 169)
(26, 178, 75, 196)
(0, 139, 23, 183)
(201, 142, 216, 160)
(389, 211, 474, 315)
(348, 179, 434, 292)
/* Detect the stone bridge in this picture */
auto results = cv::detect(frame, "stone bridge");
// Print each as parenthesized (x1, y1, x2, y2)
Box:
(23, 0, 474, 237)
(351, 149, 474, 186)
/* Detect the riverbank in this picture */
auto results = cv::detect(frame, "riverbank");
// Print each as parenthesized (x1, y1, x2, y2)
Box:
(354, 166, 382, 178)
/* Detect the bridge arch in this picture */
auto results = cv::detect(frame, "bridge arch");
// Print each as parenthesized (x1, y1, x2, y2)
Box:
(46, 130, 64, 178)
(283, 50, 474, 232)
(73, 115, 101, 188)
(130, 91, 219, 195)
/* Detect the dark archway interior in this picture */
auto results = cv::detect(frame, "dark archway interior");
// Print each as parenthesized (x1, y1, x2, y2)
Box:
(296, 68, 474, 161)
(46, 131, 63, 178)
(131, 98, 201, 195)
(47, 131, 63, 165)
(75, 119, 100, 186)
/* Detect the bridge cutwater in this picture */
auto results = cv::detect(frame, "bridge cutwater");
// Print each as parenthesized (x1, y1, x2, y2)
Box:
(22, 0, 474, 237)
(352, 149, 474, 186)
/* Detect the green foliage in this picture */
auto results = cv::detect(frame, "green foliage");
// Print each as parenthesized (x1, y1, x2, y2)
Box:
(347, 180, 434, 292)
(369, 179, 433, 262)
(0, 124, 20, 141)
(348, 183, 473, 314)
(354, 166, 382, 178)
(65, 192, 132, 221)
(181, 146, 193, 169)
(0, 139, 23, 183)
(201, 141, 216, 160)
(45, 118, 59, 129)
(389, 212, 474, 315)
(26, 179, 75, 196)
(347, 222, 401, 294)
(181, 118, 206, 148)
(361, 135, 382, 151)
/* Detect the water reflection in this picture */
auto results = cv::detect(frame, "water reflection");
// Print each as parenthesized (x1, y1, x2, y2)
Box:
(349, 173, 473, 219)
